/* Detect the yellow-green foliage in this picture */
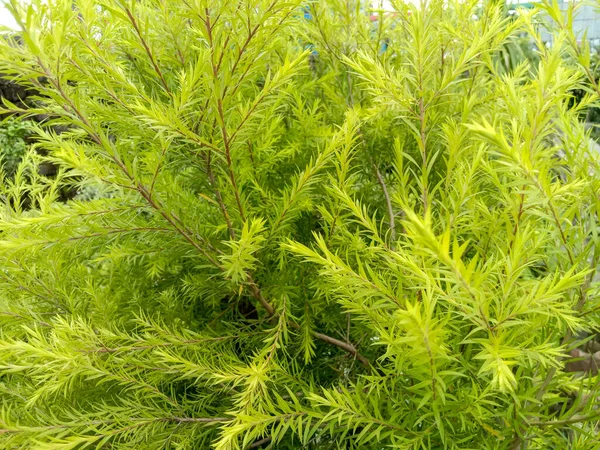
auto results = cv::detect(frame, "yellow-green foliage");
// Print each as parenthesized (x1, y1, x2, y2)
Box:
(0, 0, 599, 448)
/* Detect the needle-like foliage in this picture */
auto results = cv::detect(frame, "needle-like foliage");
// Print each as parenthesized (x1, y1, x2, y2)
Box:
(0, 0, 600, 448)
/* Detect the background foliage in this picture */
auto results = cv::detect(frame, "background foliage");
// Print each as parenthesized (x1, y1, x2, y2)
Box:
(0, 116, 33, 177)
(0, 0, 600, 448)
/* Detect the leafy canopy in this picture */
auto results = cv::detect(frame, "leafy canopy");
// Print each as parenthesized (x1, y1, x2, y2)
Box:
(0, 0, 600, 448)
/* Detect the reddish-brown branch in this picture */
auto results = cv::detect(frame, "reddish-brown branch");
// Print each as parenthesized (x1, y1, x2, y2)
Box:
(247, 276, 369, 366)
(137, 186, 221, 268)
(123, 6, 172, 95)
(204, 8, 247, 224)
(418, 97, 429, 214)
(374, 164, 396, 247)
(312, 331, 369, 367)
(205, 150, 236, 239)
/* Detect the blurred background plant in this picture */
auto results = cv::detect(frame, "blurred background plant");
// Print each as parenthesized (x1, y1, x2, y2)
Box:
(0, 116, 33, 178)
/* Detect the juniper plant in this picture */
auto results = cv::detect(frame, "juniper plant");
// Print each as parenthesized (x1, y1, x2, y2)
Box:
(0, 0, 600, 448)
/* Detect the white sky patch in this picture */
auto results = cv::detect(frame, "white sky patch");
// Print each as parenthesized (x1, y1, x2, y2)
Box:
(0, 1, 426, 30)
(0, 2, 18, 29)
(375, 0, 422, 9)
(376, 0, 399, 9)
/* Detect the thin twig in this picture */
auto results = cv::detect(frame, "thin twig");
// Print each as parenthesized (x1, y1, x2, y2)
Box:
(204, 7, 246, 223)
(123, 6, 172, 95)
(248, 436, 272, 448)
(528, 411, 600, 427)
(374, 163, 396, 248)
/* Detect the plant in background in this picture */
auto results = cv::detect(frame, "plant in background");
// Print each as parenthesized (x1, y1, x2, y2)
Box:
(0, 0, 600, 449)
(0, 116, 33, 178)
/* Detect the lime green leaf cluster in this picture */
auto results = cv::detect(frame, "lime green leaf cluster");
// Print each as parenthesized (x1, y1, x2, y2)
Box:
(0, 0, 599, 448)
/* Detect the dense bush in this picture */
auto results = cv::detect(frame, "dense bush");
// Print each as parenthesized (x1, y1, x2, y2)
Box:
(1, 0, 600, 448)
(0, 116, 34, 177)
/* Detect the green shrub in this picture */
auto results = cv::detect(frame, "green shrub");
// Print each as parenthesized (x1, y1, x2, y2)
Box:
(0, 116, 34, 177)
(0, 0, 599, 448)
